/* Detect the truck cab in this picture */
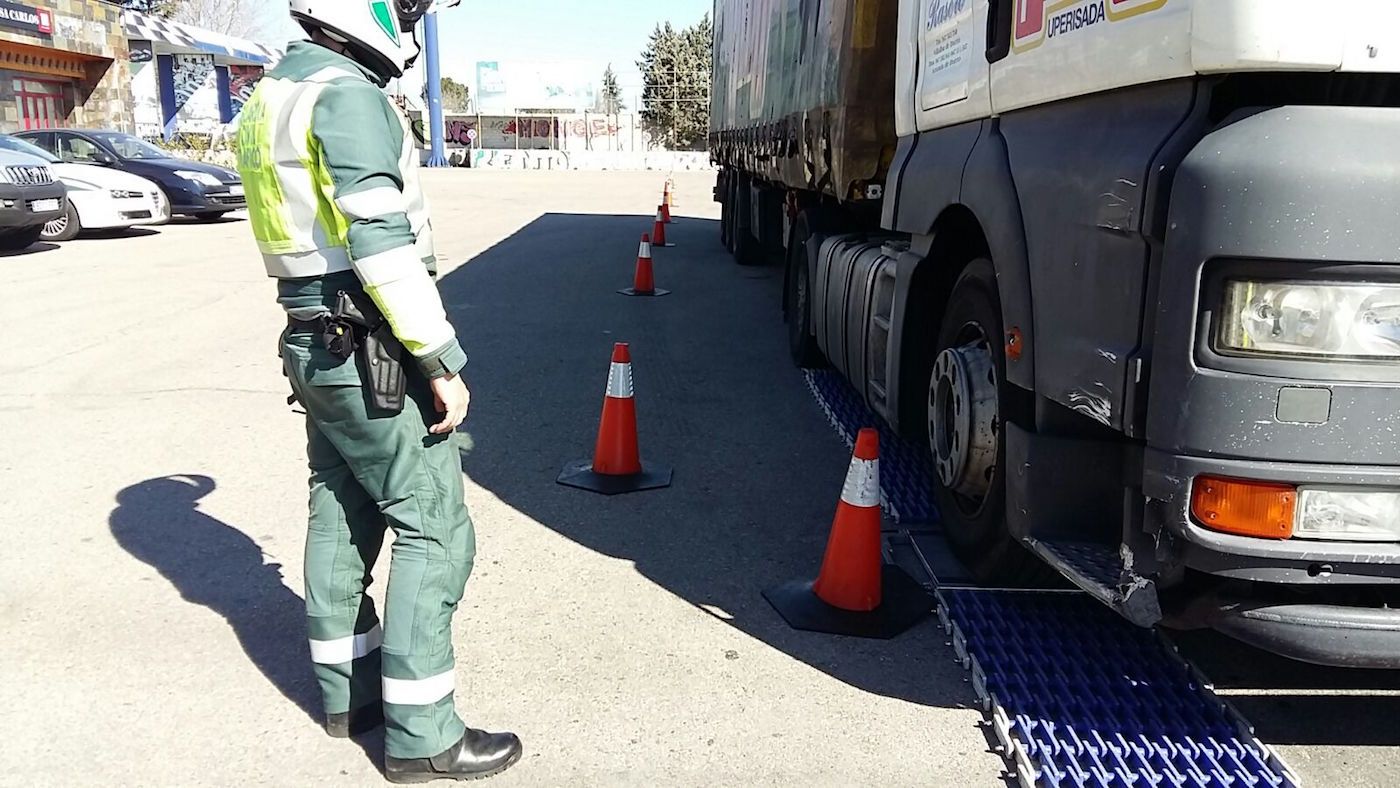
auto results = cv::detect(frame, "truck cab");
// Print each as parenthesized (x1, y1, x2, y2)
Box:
(713, 0, 1400, 667)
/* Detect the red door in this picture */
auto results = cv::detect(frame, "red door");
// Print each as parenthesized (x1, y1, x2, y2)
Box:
(14, 78, 70, 130)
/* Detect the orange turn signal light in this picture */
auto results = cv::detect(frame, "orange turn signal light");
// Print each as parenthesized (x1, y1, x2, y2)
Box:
(1191, 476, 1296, 539)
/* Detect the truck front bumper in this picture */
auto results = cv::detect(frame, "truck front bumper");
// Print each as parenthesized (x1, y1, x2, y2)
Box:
(1145, 450, 1400, 668)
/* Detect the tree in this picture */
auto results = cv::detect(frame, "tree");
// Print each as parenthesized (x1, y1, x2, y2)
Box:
(637, 15, 712, 150)
(439, 77, 471, 114)
(116, 0, 179, 15)
(169, 0, 279, 41)
(596, 65, 624, 115)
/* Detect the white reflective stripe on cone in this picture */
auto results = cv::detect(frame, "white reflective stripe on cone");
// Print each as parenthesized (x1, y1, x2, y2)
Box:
(638, 241, 651, 258)
(606, 362, 634, 399)
(383, 669, 455, 706)
(840, 458, 880, 508)
(309, 625, 384, 665)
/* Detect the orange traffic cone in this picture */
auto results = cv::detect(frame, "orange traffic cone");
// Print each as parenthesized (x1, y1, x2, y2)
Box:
(652, 206, 673, 247)
(763, 428, 932, 638)
(664, 177, 677, 208)
(661, 200, 673, 224)
(557, 343, 673, 495)
(619, 234, 669, 297)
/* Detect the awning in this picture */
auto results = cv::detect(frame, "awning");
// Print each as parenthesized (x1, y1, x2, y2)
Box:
(122, 10, 280, 66)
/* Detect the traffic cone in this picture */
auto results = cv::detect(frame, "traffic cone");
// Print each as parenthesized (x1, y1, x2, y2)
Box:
(557, 343, 673, 495)
(661, 200, 673, 224)
(652, 206, 673, 247)
(619, 234, 669, 297)
(763, 429, 932, 638)
(665, 177, 677, 208)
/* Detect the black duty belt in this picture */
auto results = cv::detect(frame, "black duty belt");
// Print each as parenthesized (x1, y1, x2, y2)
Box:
(283, 291, 408, 413)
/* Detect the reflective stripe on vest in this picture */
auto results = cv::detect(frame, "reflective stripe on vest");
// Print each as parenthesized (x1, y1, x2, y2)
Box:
(238, 66, 429, 280)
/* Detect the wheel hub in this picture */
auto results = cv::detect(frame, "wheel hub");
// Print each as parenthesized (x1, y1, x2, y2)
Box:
(44, 215, 67, 237)
(930, 338, 999, 501)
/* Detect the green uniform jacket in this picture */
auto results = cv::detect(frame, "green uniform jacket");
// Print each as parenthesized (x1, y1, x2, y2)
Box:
(237, 41, 466, 378)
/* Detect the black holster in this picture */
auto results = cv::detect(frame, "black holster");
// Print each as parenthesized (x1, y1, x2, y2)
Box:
(331, 290, 408, 414)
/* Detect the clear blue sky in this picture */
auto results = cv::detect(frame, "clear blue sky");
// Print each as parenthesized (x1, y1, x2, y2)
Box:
(430, 0, 712, 107)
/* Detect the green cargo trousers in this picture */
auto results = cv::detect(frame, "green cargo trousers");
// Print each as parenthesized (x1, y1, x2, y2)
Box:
(282, 328, 474, 759)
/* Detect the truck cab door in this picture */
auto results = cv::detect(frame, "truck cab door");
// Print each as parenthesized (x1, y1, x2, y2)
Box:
(899, 0, 993, 135)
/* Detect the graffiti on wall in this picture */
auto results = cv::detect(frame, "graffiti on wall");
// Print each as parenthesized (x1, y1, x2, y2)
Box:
(468, 149, 716, 172)
(228, 65, 263, 117)
(409, 113, 656, 152)
(171, 53, 220, 134)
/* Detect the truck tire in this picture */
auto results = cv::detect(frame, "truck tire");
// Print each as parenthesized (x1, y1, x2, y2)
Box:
(928, 259, 1048, 585)
(719, 173, 732, 249)
(40, 200, 81, 242)
(785, 212, 825, 367)
(733, 176, 763, 266)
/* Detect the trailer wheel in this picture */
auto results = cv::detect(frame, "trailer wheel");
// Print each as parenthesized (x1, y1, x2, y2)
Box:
(733, 176, 763, 266)
(929, 259, 1047, 585)
(784, 212, 824, 368)
(719, 172, 733, 249)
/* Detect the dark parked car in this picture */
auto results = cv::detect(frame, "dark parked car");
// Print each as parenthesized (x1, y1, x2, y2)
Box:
(16, 129, 245, 221)
(0, 147, 66, 251)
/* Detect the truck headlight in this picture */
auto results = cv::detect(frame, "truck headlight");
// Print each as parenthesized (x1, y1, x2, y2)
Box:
(1218, 280, 1400, 360)
(1296, 488, 1400, 542)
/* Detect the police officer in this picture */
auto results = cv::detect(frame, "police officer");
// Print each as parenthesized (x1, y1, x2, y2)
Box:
(237, 1, 521, 781)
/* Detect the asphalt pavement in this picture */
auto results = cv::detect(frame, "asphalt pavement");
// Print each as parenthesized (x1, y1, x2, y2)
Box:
(2, 170, 1396, 787)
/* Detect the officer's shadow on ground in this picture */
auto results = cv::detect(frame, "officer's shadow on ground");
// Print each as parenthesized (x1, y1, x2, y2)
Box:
(437, 212, 972, 711)
(109, 475, 381, 764)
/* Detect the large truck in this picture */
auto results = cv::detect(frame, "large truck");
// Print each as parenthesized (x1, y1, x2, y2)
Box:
(711, 0, 1400, 668)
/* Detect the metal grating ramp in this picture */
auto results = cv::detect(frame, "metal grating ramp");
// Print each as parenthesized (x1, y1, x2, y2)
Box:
(802, 368, 1300, 787)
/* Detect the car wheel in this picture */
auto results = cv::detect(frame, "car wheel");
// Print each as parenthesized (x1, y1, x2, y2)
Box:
(929, 258, 1050, 586)
(0, 225, 46, 251)
(40, 201, 81, 242)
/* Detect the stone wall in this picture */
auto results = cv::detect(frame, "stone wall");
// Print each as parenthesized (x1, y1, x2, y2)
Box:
(0, 0, 132, 131)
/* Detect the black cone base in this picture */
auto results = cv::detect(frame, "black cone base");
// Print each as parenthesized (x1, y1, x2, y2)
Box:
(654, 242, 675, 248)
(763, 566, 933, 639)
(618, 287, 671, 297)
(556, 459, 673, 495)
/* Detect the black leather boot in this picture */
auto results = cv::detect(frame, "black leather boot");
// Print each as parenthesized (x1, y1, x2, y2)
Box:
(325, 705, 384, 738)
(384, 729, 523, 783)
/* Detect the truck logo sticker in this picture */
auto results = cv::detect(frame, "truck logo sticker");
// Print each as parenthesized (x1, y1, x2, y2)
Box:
(926, 0, 970, 31)
(1013, 0, 1167, 53)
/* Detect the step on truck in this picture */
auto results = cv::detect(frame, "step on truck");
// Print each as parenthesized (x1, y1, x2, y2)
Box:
(711, 0, 1400, 668)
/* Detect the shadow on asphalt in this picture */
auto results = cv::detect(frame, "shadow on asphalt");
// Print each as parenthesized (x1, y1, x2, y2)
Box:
(1171, 629, 1400, 747)
(109, 475, 382, 763)
(438, 212, 971, 710)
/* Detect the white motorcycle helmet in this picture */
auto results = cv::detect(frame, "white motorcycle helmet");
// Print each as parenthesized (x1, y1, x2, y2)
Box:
(290, 0, 460, 81)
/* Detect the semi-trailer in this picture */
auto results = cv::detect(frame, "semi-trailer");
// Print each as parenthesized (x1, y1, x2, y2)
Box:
(711, 0, 1400, 667)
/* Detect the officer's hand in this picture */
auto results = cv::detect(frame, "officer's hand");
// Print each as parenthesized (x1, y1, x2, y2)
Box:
(429, 373, 471, 434)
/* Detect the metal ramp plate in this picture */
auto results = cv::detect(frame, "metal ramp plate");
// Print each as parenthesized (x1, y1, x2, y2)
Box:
(802, 369, 1300, 788)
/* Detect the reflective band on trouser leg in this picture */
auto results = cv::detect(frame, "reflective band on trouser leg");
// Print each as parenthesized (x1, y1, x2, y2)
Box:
(383, 670, 455, 705)
(840, 458, 880, 508)
(310, 625, 384, 664)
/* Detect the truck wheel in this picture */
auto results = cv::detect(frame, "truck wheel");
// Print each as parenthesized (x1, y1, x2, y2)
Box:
(784, 213, 824, 368)
(719, 173, 732, 249)
(733, 177, 762, 266)
(929, 259, 1046, 585)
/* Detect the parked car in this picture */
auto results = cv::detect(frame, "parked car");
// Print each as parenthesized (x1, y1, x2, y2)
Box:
(15, 129, 245, 222)
(0, 148, 65, 252)
(0, 134, 164, 242)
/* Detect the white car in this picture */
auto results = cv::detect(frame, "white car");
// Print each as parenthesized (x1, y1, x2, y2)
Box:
(0, 134, 165, 241)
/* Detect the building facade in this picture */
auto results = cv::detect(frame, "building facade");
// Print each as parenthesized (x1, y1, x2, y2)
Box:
(0, 1, 278, 137)
(0, 0, 131, 132)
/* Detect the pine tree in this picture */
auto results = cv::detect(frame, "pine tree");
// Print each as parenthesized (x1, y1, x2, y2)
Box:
(597, 65, 624, 115)
(637, 16, 712, 150)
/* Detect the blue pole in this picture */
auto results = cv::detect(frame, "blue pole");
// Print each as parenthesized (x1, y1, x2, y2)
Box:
(423, 11, 449, 167)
